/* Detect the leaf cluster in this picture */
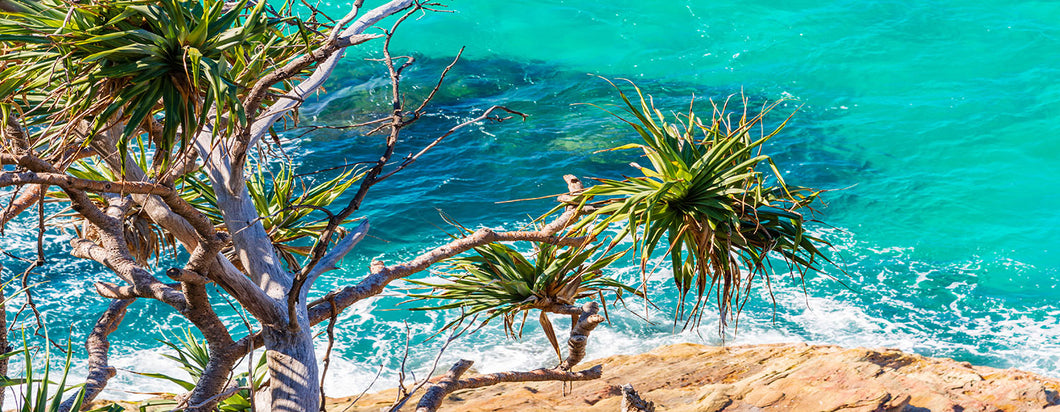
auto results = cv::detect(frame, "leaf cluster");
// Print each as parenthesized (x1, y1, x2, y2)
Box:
(134, 329, 266, 411)
(572, 80, 833, 329)
(409, 238, 635, 339)
(178, 163, 363, 271)
(0, 333, 87, 412)
(0, 0, 321, 167)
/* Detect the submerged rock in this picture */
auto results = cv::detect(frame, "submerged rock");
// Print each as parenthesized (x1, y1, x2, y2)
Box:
(332, 342, 1060, 411)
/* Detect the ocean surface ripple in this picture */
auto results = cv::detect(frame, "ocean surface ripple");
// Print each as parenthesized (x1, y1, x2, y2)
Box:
(1, 0, 1057, 400)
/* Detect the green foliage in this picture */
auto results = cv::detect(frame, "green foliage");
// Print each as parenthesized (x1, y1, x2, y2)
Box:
(1, 333, 87, 412)
(572, 80, 832, 328)
(0, 0, 319, 166)
(407, 81, 833, 339)
(178, 163, 363, 270)
(55, 158, 362, 269)
(134, 329, 265, 412)
(409, 237, 636, 346)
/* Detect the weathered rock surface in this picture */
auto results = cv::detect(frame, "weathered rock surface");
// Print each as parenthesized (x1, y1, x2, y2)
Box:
(331, 342, 1060, 412)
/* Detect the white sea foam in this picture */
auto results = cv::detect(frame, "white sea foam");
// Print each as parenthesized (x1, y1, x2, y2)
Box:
(2, 208, 1058, 404)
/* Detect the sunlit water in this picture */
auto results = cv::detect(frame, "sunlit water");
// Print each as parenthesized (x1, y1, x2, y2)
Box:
(1, 0, 1058, 401)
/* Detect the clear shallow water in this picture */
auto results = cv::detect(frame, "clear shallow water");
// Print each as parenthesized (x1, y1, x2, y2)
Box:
(2, 0, 1059, 400)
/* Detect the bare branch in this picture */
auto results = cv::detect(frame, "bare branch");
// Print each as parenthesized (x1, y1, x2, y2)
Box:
(559, 302, 604, 371)
(233, 199, 593, 359)
(93, 282, 142, 300)
(414, 361, 603, 412)
(267, 174, 596, 355)
(1, 185, 42, 228)
(69, 238, 183, 305)
(0, 140, 95, 227)
(245, 0, 417, 150)
(374, 106, 528, 182)
(0, 171, 172, 195)
(303, 220, 369, 288)
(306, 226, 590, 327)
(58, 298, 134, 412)
(166, 268, 209, 284)
(286, 220, 369, 331)
(387, 316, 477, 412)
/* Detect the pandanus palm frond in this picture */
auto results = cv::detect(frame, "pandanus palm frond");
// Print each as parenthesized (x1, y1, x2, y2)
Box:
(571, 80, 834, 330)
(0, 0, 319, 167)
(55, 159, 363, 270)
(132, 329, 266, 411)
(408, 239, 635, 356)
(178, 164, 364, 271)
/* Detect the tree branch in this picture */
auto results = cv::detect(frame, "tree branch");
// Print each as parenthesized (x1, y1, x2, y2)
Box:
(3, 158, 195, 312)
(414, 361, 603, 412)
(303, 220, 370, 287)
(307, 227, 589, 326)
(374, 105, 528, 182)
(229, 174, 597, 357)
(286, 220, 369, 331)
(58, 298, 134, 412)
(232, 208, 592, 358)
(87, 136, 286, 325)
(0, 143, 91, 222)
(559, 302, 604, 371)
(244, 0, 417, 151)
(0, 171, 172, 195)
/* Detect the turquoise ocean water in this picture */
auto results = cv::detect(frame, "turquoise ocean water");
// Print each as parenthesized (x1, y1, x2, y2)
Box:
(2, 0, 1059, 399)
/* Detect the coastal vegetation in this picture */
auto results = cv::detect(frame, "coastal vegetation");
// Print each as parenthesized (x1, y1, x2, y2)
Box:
(0, 0, 828, 411)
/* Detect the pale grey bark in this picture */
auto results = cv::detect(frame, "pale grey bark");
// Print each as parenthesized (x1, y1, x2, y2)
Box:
(188, 2, 420, 409)
(258, 311, 319, 412)
(302, 220, 369, 301)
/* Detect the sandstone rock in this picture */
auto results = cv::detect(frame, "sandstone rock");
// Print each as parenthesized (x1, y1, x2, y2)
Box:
(330, 343, 1060, 411)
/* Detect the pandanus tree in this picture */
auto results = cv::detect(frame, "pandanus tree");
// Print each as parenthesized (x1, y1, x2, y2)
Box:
(570, 82, 832, 330)
(0, 0, 832, 410)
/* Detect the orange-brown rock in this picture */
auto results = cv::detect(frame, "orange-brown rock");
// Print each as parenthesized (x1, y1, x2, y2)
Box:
(330, 342, 1060, 412)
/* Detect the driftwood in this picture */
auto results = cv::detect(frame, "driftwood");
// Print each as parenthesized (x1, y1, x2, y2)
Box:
(415, 302, 607, 412)
(414, 362, 603, 412)
(621, 384, 656, 412)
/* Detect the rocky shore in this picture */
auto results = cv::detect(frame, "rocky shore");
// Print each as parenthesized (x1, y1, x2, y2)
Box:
(332, 342, 1060, 411)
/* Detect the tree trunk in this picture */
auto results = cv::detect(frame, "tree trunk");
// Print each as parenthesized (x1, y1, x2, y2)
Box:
(259, 310, 319, 412)
(183, 355, 241, 412)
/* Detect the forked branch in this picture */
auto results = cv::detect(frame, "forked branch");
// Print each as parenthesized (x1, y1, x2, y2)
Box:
(414, 302, 607, 412)
(58, 298, 134, 412)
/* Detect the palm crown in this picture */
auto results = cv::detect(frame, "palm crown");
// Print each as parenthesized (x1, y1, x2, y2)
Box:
(571, 80, 833, 329)
(0, 0, 317, 167)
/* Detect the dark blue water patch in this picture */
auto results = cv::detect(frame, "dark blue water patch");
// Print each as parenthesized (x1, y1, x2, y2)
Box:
(295, 55, 869, 234)
(280, 56, 887, 376)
